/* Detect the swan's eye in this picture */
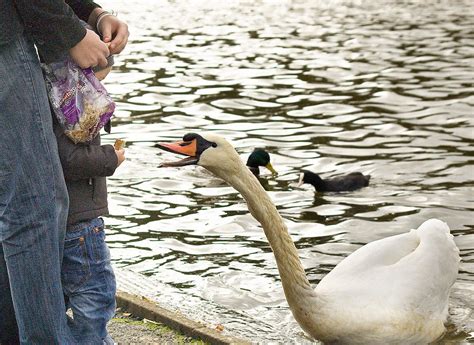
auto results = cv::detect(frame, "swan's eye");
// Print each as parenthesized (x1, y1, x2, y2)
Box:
(211, 143, 217, 148)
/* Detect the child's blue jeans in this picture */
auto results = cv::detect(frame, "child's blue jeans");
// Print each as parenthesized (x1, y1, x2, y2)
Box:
(62, 217, 116, 345)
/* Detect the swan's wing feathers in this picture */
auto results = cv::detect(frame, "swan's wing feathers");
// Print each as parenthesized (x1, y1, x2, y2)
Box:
(318, 229, 420, 285)
(317, 219, 459, 297)
(317, 219, 459, 319)
(413, 219, 460, 284)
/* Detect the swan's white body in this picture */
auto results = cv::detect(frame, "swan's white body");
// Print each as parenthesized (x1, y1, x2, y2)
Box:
(311, 220, 459, 344)
(164, 134, 460, 344)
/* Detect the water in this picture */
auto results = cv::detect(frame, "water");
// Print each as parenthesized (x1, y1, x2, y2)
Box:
(99, 0, 474, 343)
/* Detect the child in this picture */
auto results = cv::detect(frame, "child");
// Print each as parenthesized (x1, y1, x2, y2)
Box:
(52, 43, 125, 345)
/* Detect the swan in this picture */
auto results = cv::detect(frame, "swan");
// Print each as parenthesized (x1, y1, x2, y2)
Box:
(157, 133, 460, 344)
(246, 148, 277, 177)
(297, 170, 370, 192)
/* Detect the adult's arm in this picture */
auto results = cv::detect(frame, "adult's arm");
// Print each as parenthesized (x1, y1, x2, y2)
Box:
(14, 0, 86, 63)
(67, 0, 129, 56)
(65, 0, 101, 23)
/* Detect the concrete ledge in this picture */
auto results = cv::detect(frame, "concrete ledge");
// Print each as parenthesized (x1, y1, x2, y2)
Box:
(116, 291, 251, 345)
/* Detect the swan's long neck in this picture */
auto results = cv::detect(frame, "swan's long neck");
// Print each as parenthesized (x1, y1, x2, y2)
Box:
(216, 163, 319, 321)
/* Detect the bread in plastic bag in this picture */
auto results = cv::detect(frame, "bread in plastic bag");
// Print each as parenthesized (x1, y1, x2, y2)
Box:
(42, 58, 115, 143)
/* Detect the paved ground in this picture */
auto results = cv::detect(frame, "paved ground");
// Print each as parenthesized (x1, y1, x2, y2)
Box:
(108, 309, 208, 345)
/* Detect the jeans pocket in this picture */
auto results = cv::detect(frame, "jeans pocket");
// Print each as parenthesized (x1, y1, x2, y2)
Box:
(91, 224, 110, 264)
(62, 235, 91, 294)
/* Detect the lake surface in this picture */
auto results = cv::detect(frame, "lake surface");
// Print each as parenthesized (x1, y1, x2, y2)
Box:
(100, 0, 474, 343)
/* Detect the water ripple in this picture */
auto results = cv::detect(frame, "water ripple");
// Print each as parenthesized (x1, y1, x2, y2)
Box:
(100, 0, 474, 343)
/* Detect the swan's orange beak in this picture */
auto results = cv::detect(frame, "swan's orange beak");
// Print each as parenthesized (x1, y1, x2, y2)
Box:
(157, 139, 197, 157)
(157, 138, 200, 167)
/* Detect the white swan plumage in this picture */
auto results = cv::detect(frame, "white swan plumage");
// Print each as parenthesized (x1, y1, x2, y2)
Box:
(157, 133, 460, 344)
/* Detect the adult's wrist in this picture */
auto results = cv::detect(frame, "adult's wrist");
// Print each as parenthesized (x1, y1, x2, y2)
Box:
(89, 8, 117, 35)
(88, 7, 106, 28)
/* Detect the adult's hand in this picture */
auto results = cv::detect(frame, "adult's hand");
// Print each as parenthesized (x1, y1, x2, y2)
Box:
(97, 15, 129, 55)
(69, 29, 110, 68)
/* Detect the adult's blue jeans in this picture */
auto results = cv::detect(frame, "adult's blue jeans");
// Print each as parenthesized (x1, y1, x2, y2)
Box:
(63, 217, 116, 345)
(0, 32, 74, 344)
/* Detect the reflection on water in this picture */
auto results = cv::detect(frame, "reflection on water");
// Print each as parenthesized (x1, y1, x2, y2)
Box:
(100, 0, 473, 343)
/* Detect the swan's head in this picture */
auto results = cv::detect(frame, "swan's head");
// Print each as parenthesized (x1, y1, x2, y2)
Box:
(157, 133, 243, 178)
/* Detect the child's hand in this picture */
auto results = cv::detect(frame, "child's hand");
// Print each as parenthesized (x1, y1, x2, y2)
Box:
(94, 66, 112, 81)
(115, 149, 125, 167)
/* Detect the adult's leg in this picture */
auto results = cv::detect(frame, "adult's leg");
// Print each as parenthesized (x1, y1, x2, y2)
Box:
(0, 33, 72, 344)
(0, 246, 19, 345)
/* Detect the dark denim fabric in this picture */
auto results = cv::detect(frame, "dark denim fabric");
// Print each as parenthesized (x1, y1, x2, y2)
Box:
(62, 217, 116, 345)
(0, 32, 73, 344)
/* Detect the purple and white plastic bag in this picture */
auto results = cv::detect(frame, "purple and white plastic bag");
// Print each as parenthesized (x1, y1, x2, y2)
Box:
(42, 58, 115, 143)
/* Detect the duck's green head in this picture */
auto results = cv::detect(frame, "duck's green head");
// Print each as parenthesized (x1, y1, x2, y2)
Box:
(246, 148, 277, 175)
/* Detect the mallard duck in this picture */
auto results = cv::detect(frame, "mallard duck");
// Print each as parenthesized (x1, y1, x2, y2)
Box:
(157, 133, 460, 344)
(246, 148, 277, 177)
(298, 170, 370, 192)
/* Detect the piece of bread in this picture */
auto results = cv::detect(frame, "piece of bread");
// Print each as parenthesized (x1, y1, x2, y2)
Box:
(114, 138, 125, 150)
